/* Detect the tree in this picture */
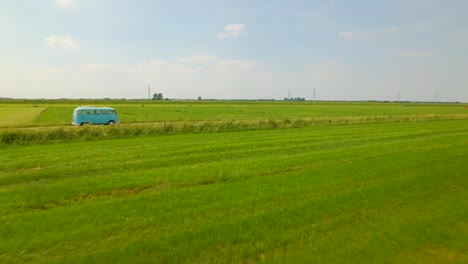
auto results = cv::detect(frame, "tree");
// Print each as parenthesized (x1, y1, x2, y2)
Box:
(283, 97, 305, 102)
(152, 93, 163, 100)
(198, 96, 202, 101)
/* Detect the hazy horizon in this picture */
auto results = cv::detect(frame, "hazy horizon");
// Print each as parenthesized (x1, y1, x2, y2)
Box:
(1, 0, 467, 102)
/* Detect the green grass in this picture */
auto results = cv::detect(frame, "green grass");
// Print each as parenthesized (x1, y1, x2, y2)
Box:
(0, 100, 467, 127)
(0, 106, 46, 127)
(2, 113, 468, 145)
(0, 119, 466, 263)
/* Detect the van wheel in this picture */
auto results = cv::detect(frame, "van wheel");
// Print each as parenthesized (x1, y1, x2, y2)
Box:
(108, 121, 115, 125)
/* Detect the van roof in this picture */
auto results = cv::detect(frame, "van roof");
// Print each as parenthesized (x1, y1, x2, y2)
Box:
(74, 106, 115, 110)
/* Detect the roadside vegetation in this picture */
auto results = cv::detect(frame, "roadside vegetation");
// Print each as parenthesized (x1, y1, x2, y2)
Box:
(1, 113, 468, 145)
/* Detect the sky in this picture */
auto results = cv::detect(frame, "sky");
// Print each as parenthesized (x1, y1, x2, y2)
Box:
(1, 0, 467, 101)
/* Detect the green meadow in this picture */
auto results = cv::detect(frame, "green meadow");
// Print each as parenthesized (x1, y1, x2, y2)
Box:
(1, 100, 467, 127)
(0, 106, 46, 127)
(0, 100, 467, 263)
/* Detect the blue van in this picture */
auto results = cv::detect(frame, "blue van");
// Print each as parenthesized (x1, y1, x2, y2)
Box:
(72, 106, 119, 126)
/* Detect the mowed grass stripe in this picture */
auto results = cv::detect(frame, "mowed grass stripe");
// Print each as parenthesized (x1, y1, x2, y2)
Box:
(0, 106, 45, 127)
(0, 120, 465, 188)
(100, 157, 465, 264)
(0, 120, 467, 211)
(0, 118, 466, 185)
(0, 135, 466, 263)
(1, 119, 465, 174)
(1, 132, 465, 217)
(0, 120, 467, 263)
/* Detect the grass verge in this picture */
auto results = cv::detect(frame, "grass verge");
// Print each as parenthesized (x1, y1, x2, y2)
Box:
(1, 114, 468, 145)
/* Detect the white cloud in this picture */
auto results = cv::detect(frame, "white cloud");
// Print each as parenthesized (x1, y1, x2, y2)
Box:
(55, 0, 77, 9)
(217, 24, 246, 39)
(45, 35, 80, 52)
(339, 28, 397, 41)
(387, 26, 400, 32)
(180, 54, 218, 65)
(338, 31, 360, 41)
(399, 50, 433, 57)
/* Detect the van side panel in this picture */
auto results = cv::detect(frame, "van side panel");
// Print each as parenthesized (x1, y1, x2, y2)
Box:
(72, 107, 119, 125)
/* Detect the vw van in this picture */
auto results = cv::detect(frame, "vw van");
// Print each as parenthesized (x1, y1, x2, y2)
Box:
(72, 106, 119, 126)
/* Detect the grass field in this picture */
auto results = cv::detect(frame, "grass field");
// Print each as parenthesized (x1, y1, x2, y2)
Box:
(0, 100, 467, 263)
(0, 106, 45, 127)
(1, 100, 467, 127)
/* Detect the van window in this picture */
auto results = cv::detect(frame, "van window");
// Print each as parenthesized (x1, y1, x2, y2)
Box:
(95, 110, 100, 115)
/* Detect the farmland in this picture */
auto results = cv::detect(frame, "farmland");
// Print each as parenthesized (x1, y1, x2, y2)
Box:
(1, 100, 468, 127)
(0, 100, 467, 263)
(0, 106, 45, 127)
